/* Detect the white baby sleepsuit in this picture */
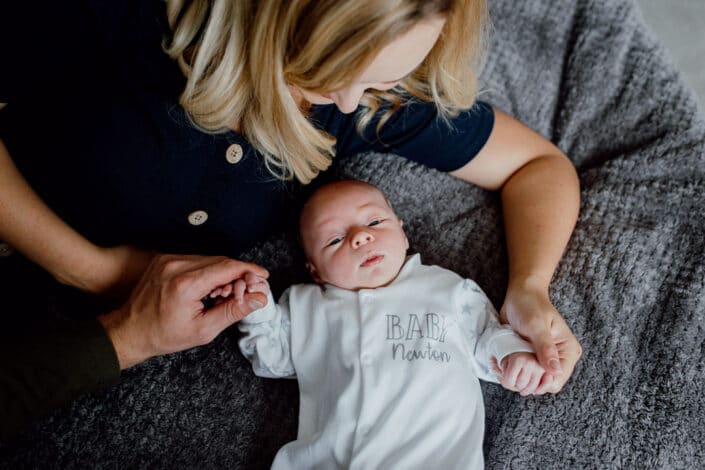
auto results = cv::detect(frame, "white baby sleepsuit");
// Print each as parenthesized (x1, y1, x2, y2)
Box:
(239, 254, 532, 469)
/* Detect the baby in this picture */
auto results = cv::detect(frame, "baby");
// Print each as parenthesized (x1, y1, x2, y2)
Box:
(229, 180, 549, 469)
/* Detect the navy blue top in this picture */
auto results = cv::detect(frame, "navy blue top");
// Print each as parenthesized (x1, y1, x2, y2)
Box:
(0, 0, 494, 258)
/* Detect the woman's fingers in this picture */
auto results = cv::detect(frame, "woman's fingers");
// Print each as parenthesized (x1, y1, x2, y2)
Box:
(501, 290, 582, 394)
(547, 327, 583, 393)
(525, 324, 563, 378)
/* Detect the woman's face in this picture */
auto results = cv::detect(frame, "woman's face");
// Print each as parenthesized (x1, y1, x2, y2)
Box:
(291, 16, 446, 114)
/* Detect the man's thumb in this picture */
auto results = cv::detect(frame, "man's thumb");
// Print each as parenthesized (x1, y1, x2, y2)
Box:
(210, 291, 268, 329)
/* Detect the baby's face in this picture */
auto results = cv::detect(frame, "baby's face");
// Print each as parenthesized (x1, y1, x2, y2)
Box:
(300, 181, 409, 290)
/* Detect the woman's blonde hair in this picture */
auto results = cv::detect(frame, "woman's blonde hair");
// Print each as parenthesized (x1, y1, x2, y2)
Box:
(164, 0, 487, 184)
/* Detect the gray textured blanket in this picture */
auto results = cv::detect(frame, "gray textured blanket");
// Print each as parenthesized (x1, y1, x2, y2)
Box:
(2, 0, 704, 468)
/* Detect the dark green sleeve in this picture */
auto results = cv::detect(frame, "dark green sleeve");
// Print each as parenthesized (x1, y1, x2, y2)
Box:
(0, 317, 120, 439)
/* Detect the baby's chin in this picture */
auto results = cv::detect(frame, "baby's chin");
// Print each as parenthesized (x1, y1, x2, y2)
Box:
(328, 268, 401, 291)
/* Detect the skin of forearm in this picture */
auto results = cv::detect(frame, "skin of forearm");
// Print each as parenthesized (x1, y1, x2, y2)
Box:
(500, 153, 580, 294)
(0, 139, 103, 287)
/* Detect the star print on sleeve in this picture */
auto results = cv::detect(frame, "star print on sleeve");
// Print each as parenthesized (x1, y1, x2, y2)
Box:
(462, 279, 482, 293)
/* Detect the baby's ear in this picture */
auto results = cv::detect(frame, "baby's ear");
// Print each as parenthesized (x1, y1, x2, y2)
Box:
(399, 219, 409, 250)
(305, 261, 323, 284)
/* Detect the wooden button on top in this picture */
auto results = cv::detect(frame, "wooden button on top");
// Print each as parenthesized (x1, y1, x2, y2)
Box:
(225, 143, 244, 164)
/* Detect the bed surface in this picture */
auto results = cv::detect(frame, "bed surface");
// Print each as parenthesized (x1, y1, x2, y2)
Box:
(2, 0, 704, 467)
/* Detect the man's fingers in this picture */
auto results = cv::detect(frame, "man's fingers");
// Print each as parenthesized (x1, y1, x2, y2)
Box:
(188, 258, 269, 298)
(201, 291, 268, 339)
(244, 272, 266, 284)
(225, 291, 267, 322)
(227, 291, 267, 320)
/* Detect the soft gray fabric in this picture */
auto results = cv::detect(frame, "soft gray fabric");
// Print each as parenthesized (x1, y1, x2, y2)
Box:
(2, 0, 704, 467)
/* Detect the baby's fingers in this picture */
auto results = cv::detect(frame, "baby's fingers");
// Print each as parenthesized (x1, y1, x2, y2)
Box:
(209, 282, 236, 299)
(244, 273, 270, 295)
(233, 279, 248, 303)
(491, 357, 502, 376)
(501, 360, 523, 391)
(533, 372, 555, 395)
(220, 282, 234, 298)
(209, 287, 224, 298)
(519, 370, 545, 396)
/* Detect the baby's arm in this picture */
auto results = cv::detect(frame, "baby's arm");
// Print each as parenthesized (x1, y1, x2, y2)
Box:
(492, 352, 553, 396)
(458, 278, 540, 390)
(236, 278, 296, 379)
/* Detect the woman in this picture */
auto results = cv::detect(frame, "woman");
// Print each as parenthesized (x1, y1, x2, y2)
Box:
(0, 0, 581, 435)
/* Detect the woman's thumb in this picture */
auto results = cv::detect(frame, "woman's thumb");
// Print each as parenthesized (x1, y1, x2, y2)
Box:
(531, 330, 562, 377)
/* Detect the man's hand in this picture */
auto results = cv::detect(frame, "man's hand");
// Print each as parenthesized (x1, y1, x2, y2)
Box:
(98, 254, 269, 369)
(500, 285, 582, 394)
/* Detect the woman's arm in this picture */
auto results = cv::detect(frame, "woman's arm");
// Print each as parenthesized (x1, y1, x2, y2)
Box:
(451, 108, 582, 393)
(0, 135, 151, 295)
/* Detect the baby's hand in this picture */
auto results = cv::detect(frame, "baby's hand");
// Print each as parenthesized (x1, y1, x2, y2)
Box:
(492, 352, 553, 396)
(239, 271, 270, 298)
(208, 272, 270, 306)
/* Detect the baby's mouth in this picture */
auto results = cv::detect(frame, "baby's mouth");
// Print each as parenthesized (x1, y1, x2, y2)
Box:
(360, 253, 384, 267)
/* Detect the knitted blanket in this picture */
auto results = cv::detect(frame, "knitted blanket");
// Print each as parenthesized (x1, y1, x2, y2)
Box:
(2, 0, 704, 467)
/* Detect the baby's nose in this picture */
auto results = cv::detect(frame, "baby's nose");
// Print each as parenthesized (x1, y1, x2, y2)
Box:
(351, 230, 374, 248)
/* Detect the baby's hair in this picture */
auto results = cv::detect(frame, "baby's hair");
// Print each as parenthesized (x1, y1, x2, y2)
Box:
(296, 178, 393, 246)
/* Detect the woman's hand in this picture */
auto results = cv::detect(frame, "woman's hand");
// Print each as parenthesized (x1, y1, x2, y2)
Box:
(98, 254, 269, 369)
(451, 109, 582, 393)
(499, 282, 582, 394)
(54, 244, 155, 298)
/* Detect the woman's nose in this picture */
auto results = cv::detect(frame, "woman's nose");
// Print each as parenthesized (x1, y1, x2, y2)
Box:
(351, 229, 374, 248)
(333, 86, 365, 114)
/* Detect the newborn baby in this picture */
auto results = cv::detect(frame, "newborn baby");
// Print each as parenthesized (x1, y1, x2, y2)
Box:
(230, 180, 549, 469)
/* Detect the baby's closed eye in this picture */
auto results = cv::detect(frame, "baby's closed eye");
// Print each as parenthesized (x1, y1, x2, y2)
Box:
(327, 236, 344, 246)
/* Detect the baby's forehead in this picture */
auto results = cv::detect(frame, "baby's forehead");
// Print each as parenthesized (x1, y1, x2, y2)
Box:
(300, 182, 391, 227)
(306, 183, 385, 212)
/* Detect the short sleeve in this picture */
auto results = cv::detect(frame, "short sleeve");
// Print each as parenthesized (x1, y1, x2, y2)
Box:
(312, 99, 495, 172)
